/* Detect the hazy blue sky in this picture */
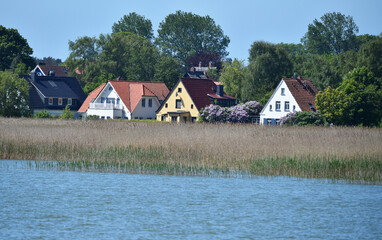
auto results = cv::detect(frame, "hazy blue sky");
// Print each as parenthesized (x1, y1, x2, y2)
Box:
(1, 0, 381, 62)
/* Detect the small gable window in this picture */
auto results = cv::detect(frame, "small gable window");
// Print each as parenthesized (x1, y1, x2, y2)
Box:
(58, 98, 63, 105)
(269, 105, 272, 111)
(101, 97, 105, 103)
(48, 98, 53, 105)
(276, 101, 281, 111)
(293, 105, 296, 111)
(191, 104, 194, 109)
(68, 98, 72, 105)
(109, 86, 113, 91)
(178, 88, 182, 93)
(165, 103, 168, 108)
(176, 99, 181, 109)
(142, 98, 146, 107)
(281, 88, 285, 95)
(148, 99, 152, 107)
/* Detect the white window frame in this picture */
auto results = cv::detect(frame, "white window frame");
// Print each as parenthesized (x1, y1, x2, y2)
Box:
(48, 98, 53, 105)
(58, 98, 63, 105)
(276, 101, 281, 111)
(281, 88, 285, 95)
(285, 101, 290, 111)
(68, 98, 72, 106)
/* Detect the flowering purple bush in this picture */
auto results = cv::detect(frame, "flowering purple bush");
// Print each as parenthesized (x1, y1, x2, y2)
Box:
(200, 101, 263, 123)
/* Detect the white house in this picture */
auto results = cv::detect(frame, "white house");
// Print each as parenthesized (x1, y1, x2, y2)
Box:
(78, 80, 169, 120)
(260, 77, 319, 125)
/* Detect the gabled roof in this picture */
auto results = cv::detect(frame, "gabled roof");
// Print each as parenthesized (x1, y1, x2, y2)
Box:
(33, 65, 69, 77)
(283, 78, 318, 111)
(180, 78, 235, 110)
(21, 74, 85, 100)
(98, 80, 169, 113)
(78, 83, 106, 113)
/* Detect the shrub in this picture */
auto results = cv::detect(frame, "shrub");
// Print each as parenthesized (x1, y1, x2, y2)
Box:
(200, 101, 263, 123)
(280, 111, 327, 126)
(60, 105, 74, 119)
(86, 115, 100, 120)
(35, 110, 51, 118)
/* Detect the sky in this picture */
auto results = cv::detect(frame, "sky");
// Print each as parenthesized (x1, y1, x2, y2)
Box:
(1, 0, 381, 63)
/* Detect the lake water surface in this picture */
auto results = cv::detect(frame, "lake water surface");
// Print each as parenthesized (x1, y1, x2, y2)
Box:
(1, 160, 381, 239)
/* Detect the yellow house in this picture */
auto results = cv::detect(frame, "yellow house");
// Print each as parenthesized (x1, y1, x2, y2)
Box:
(156, 78, 237, 123)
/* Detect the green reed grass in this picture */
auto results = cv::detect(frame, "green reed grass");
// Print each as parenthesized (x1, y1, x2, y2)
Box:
(0, 118, 381, 183)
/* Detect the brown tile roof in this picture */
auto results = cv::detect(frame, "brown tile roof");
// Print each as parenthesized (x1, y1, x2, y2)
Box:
(109, 80, 169, 112)
(38, 65, 69, 77)
(283, 78, 319, 111)
(78, 83, 106, 113)
(181, 78, 235, 110)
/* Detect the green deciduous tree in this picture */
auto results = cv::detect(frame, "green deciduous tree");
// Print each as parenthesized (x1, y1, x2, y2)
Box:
(60, 105, 74, 119)
(153, 55, 182, 89)
(301, 12, 359, 54)
(0, 25, 35, 71)
(219, 59, 246, 101)
(156, 11, 230, 69)
(112, 12, 153, 40)
(316, 67, 382, 126)
(357, 38, 382, 80)
(0, 71, 30, 117)
(243, 41, 293, 103)
(99, 32, 159, 81)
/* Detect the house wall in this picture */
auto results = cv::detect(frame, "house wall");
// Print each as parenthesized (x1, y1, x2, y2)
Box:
(260, 80, 301, 125)
(131, 97, 161, 120)
(156, 81, 200, 123)
(87, 83, 130, 119)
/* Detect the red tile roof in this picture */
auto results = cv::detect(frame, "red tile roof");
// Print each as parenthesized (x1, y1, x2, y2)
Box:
(181, 78, 235, 110)
(109, 80, 169, 112)
(283, 78, 319, 111)
(78, 83, 106, 113)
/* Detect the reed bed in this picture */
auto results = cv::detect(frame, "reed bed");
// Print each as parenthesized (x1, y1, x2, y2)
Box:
(0, 118, 381, 183)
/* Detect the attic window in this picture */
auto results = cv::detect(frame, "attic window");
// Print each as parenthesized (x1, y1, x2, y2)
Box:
(281, 88, 285, 95)
(178, 88, 182, 93)
(191, 104, 194, 109)
(109, 86, 113, 91)
(48, 81, 57, 87)
(269, 105, 272, 111)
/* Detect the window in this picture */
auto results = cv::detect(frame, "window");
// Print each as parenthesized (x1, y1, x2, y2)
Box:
(178, 88, 182, 93)
(269, 105, 272, 111)
(161, 115, 166, 121)
(192, 117, 197, 122)
(293, 105, 296, 111)
(148, 99, 152, 107)
(101, 97, 105, 103)
(275, 119, 280, 125)
(176, 99, 181, 109)
(276, 101, 281, 111)
(285, 101, 290, 111)
(58, 98, 63, 105)
(171, 116, 177, 122)
(68, 98, 72, 105)
(281, 88, 285, 95)
(109, 86, 113, 91)
(142, 98, 146, 107)
(48, 98, 53, 105)
(117, 98, 120, 104)
(107, 98, 115, 104)
(267, 119, 272, 125)
(191, 104, 194, 109)
(183, 116, 187, 123)
(165, 103, 168, 108)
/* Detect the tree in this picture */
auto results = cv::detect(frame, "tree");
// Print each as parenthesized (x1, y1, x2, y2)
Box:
(156, 11, 230, 68)
(219, 59, 246, 101)
(0, 25, 35, 71)
(34, 57, 62, 66)
(316, 67, 382, 126)
(112, 12, 153, 40)
(280, 111, 327, 126)
(357, 38, 382, 80)
(66, 36, 100, 86)
(0, 71, 30, 117)
(301, 12, 359, 54)
(60, 105, 74, 119)
(99, 32, 159, 81)
(153, 55, 182, 89)
(243, 41, 293, 103)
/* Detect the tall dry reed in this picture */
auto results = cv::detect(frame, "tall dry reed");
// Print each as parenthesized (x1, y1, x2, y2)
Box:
(1, 118, 381, 182)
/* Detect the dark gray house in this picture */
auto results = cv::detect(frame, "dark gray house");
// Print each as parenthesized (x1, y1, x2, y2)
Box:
(20, 71, 86, 118)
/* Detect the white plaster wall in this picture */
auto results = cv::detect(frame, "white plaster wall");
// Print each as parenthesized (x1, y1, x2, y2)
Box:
(131, 97, 160, 119)
(260, 80, 301, 124)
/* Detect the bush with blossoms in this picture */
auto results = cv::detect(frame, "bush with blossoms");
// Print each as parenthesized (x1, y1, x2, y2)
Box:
(200, 101, 263, 123)
(280, 111, 328, 126)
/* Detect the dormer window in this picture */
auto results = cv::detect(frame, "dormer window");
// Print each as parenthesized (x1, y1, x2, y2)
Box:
(281, 88, 285, 95)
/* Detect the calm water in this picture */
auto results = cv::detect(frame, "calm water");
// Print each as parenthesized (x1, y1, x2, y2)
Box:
(0, 160, 381, 239)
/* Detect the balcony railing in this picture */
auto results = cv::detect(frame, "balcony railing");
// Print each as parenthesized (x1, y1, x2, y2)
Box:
(89, 103, 123, 110)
